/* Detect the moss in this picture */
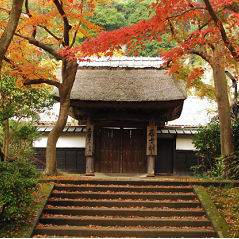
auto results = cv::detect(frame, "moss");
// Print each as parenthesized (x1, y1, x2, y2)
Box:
(23, 183, 54, 238)
(0, 183, 54, 238)
(193, 186, 230, 238)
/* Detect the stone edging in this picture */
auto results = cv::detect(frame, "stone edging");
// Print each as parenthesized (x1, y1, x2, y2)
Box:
(24, 183, 55, 238)
(193, 186, 229, 238)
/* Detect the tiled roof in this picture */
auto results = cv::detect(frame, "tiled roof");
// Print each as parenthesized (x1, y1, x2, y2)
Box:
(37, 125, 197, 134)
(77, 56, 165, 68)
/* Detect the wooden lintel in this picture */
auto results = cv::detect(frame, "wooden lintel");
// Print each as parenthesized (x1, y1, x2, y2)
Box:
(70, 99, 184, 110)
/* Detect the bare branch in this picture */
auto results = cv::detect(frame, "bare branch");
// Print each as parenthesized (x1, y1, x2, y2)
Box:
(54, 0, 71, 46)
(227, 2, 239, 13)
(191, 49, 210, 62)
(24, 79, 61, 88)
(0, 0, 24, 60)
(203, 0, 239, 61)
(70, 21, 82, 48)
(25, 0, 36, 38)
(38, 25, 62, 42)
(14, 32, 63, 60)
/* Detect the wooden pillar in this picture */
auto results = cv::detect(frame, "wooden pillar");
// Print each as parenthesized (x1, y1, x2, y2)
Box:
(146, 117, 157, 177)
(85, 117, 95, 176)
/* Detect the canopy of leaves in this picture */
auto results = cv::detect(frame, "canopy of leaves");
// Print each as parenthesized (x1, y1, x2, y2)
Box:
(0, 0, 106, 87)
(85, 0, 176, 56)
(78, 0, 239, 82)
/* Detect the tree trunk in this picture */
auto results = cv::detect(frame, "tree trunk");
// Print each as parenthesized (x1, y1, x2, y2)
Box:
(3, 119, 10, 162)
(212, 62, 234, 177)
(44, 60, 78, 175)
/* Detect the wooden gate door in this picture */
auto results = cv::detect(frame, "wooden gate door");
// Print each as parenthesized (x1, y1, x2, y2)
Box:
(99, 128, 121, 173)
(122, 129, 147, 173)
(99, 128, 147, 173)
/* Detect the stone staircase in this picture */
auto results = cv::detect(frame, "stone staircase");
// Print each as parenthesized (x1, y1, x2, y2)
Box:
(33, 180, 218, 238)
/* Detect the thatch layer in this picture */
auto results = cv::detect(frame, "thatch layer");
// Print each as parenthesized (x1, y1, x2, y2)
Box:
(70, 68, 186, 102)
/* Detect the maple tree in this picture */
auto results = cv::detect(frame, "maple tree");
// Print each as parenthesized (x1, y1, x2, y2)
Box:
(79, 0, 239, 177)
(0, 0, 105, 175)
(0, 0, 24, 76)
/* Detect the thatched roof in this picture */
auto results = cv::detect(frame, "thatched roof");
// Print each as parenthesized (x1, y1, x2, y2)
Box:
(66, 57, 187, 102)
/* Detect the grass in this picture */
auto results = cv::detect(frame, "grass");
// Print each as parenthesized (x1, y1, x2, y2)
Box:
(206, 185, 239, 238)
(0, 183, 53, 238)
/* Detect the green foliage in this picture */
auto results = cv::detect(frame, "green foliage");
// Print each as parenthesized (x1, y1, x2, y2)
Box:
(222, 152, 239, 180)
(192, 119, 221, 168)
(0, 121, 43, 161)
(192, 119, 239, 179)
(0, 73, 55, 126)
(232, 120, 239, 151)
(85, 0, 175, 56)
(0, 160, 39, 224)
(88, 4, 126, 32)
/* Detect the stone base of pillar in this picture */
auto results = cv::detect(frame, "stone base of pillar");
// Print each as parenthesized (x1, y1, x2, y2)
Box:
(147, 155, 155, 176)
(86, 156, 94, 175)
(146, 173, 155, 177)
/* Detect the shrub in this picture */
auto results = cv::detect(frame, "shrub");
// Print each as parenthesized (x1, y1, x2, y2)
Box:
(191, 119, 239, 178)
(222, 152, 239, 180)
(0, 160, 39, 224)
(192, 119, 221, 169)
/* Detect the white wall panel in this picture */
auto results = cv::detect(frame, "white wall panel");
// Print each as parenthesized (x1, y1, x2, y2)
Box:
(176, 134, 195, 150)
(33, 132, 86, 148)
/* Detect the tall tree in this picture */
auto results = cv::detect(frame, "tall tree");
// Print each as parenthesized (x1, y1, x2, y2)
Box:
(1, 0, 104, 175)
(0, 0, 24, 73)
(79, 0, 239, 177)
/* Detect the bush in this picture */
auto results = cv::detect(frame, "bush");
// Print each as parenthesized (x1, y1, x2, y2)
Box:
(192, 119, 239, 178)
(222, 152, 239, 180)
(192, 119, 221, 169)
(0, 160, 39, 224)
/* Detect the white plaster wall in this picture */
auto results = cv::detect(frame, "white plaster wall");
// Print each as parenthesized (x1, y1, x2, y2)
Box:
(34, 132, 195, 150)
(176, 134, 195, 150)
(33, 132, 86, 148)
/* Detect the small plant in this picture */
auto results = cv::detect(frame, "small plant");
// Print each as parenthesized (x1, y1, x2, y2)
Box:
(190, 165, 201, 178)
(0, 160, 39, 224)
(222, 152, 239, 180)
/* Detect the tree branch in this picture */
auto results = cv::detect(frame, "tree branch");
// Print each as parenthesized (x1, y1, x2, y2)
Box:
(24, 79, 61, 88)
(3, 56, 61, 88)
(14, 32, 63, 60)
(54, 0, 71, 47)
(0, 0, 24, 60)
(191, 49, 210, 62)
(227, 2, 239, 13)
(25, 0, 36, 38)
(203, 0, 239, 61)
(38, 25, 62, 42)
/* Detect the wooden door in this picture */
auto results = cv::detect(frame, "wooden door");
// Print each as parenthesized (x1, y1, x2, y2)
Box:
(98, 128, 147, 173)
(155, 138, 174, 173)
(99, 128, 121, 173)
(122, 129, 146, 173)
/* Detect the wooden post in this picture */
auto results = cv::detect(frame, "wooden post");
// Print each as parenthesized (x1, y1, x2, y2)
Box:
(85, 118, 95, 176)
(147, 117, 157, 177)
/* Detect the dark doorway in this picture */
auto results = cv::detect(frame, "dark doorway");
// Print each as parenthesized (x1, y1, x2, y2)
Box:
(97, 128, 147, 173)
(155, 138, 174, 173)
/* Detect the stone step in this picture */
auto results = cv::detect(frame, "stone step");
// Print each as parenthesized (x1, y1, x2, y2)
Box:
(50, 192, 197, 200)
(33, 180, 217, 238)
(39, 216, 211, 227)
(47, 199, 201, 208)
(43, 207, 206, 217)
(34, 226, 217, 238)
(54, 185, 194, 193)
